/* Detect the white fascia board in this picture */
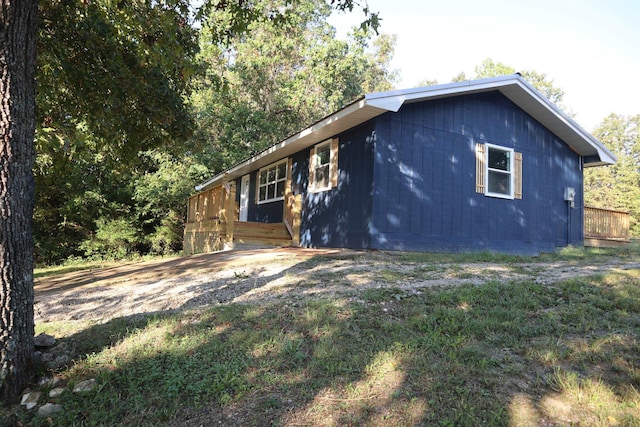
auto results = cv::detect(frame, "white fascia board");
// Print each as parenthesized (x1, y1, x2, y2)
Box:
(364, 95, 405, 112)
(502, 78, 616, 165)
(194, 173, 225, 192)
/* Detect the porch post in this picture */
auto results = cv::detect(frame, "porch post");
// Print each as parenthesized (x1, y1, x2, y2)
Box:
(291, 194, 301, 247)
(284, 158, 302, 246)
(225, 181, 236, 248)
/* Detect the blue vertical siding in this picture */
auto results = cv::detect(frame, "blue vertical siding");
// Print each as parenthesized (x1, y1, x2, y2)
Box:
(237, 90, 584, 255)
(236, 171, 284, 223)
(297, 123, 375, 249)
(236, 123, 375, 233)
(370, 91, 583, 255)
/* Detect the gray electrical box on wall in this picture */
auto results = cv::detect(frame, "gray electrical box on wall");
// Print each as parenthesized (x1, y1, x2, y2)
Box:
(564, 187, 575, 202)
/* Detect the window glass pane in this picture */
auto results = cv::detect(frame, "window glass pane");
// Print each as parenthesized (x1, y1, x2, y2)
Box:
(488, 170, 511, 195)
(257, 161, 288, 202)
(315, 164, 329, 188)
(488, 147, 510, 171)
(267, 167, 276, 183)
(277, 162, 287, 180)
(317, 145, 330, 166)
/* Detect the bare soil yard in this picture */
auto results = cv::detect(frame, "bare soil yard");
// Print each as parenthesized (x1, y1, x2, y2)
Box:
(34, 246, 640, 324)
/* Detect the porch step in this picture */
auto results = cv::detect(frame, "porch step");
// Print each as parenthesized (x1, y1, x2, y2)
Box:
(233, 222, 293, 246)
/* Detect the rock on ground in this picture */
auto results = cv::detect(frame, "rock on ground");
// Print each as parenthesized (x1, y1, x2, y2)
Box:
(73, 379, 96, 393)
(38, 403, 63, 417)
(34, 333, 56, 348)
(20, 391, 42, 410)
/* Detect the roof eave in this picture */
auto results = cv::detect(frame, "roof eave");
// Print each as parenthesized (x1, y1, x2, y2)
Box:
(495, 78, 616, 166)
(195, 98, 392, 191)
(195, 75, 616, 191)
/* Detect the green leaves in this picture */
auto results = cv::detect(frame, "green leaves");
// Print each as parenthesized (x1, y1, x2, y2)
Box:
(585, 114, 640, 236)
(474, 58, 565, 106)
(421, 59, 566, 109)
(37, 0, 198, 152)
(190, 0, 397, 175)
(134, 150, 210, 254)
(80, 218, 141, 259)
(34, 0, 200, 263)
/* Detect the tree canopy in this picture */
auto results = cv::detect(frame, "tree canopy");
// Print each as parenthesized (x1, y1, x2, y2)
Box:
(34, 0, 199, 263)
(473, 58, 565, 106)
(191, 0, 396, 175)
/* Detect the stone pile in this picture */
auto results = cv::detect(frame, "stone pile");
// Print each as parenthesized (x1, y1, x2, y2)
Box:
(34, 332, 71, 370)
(20, 333, 96, 418)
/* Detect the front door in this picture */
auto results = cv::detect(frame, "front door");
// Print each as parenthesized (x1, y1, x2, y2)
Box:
(239, 174, 250, 222)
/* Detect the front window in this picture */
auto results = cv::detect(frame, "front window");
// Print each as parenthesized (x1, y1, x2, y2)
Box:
(486, 144, 514, 198)
(258, 159, 287, 203)
(313, 142, 331, 191)
(309, 138, 338, 192)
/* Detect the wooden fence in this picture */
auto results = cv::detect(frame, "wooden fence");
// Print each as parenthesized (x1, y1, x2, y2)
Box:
(183, 219, 227, 255)
(584, 206, 630, 242)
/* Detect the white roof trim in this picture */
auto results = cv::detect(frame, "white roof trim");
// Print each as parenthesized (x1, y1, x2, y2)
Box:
(196, 74, 616, 191)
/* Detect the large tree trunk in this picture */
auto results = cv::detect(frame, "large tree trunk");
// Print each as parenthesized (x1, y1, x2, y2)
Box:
(0, 0, 38, 402)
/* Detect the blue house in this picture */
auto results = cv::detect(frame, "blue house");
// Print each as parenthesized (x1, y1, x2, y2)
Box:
(184, 75, 616, 255)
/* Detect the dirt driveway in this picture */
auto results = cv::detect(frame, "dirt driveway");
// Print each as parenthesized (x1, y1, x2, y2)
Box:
(35, 247, 344, 296)
(34, 247, 350, 322)
(35, 247, 640, 324)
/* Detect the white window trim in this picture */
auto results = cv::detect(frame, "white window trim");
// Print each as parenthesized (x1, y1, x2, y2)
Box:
(485, 143, 514, 200)
(257, 158, 288, 204)
(310, 141, 332, 193)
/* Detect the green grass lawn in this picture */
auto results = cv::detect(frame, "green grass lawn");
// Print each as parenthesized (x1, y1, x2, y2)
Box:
(5, 245, 640, 426)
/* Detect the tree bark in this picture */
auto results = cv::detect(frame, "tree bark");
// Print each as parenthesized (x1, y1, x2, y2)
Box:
(1, 0, 38, 402)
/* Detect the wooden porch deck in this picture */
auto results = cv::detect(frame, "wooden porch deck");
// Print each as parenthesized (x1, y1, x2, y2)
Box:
(184, 220, 294, 254)
(184, 180, 301, 255)
(584, 206, 630, 247)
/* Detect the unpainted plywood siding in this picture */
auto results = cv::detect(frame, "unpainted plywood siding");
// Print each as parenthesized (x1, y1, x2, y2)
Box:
(371, 91, 583, 255)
